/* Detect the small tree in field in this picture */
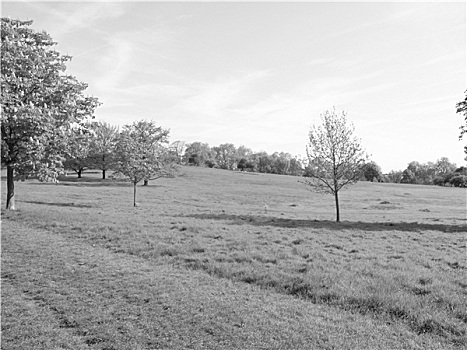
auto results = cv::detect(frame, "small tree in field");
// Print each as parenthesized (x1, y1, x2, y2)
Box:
(113, 120, 174, 206)
(303, 108, 367, 222)
(1, 18, 100, 209)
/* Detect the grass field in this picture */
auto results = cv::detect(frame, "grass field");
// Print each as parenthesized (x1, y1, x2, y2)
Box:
(1, 166, 466, 349)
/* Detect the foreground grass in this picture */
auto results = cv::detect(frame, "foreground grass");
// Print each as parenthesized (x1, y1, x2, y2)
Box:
(2, 166, 466, 349)
(4, 219, 446, 350)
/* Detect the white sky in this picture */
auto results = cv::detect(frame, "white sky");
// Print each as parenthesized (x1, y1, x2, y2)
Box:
(2, 1, 466, 172)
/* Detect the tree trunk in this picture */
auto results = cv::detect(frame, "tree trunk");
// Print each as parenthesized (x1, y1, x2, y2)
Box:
(102, 169, 106, 180)
(77, 169, 82, 178)
(334, 191, 340, 222)
(6, 165, 16, 210)
(143, 179, 148, 186)
(133, 181, 137, 207)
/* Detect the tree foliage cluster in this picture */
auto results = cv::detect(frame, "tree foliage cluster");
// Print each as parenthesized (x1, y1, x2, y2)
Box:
(303, 108, 367, 222)
(1, 18, 101, 209)
(1, 18, 179, 208)
(2, 17, 466, 213)
(456, 90, 467, 158)
(183, 142, 305, 176)
(379, 158, 465, 187)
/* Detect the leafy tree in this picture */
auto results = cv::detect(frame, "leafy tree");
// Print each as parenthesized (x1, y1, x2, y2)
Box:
(236, 145, 252, 159)
(402, 161, 431, 184)
(168, 141, 186, 164)
(213, 143, 237, 170)
(142, 147, 179, 186)
(455, 166, 467, 175)
(450, 175, 467, 187)
(401, 168, 416, 184)
(456, 90, 467, 157)
(288, 156, 304, 176)
(252, 152, 273, 173)
(63, 125, 94, 178)
(184, 142, 213, 167)
(1, 18, 100, 209)
(400, 160, 446, 185)
(303, 108, 367, 222)
(112, 120, 172, 206)
(237, 158, 248, 171)
(361, 161, 382, 182)
(433, 173, 455, 186)
(435, 157, 457, 175)
(386, 170, 403, 183)
(88, 121, 119, 179)
(433, 176, 445, 186)
(271, 152, 291, 175)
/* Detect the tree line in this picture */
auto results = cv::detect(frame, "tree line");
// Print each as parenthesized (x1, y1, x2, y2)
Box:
(358, 158, 467, 188)
(2, 18, 466, 214)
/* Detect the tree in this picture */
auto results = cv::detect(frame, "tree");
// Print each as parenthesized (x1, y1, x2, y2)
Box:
(386, 170, 403, 183)
(400, 168, 416, 184)
(112, 120, 172, 206)
(252, 152, 273, 173)
(400, 161, 440, 185)
(213, 143, 237, 170)
(361, 161, 382, 182)
(63, 124, 94, 178)
(271, 152, 291, 175)
(435, 157, 456, 175)
(288, 156, 304, 176)
(88, 121, 118, 179)
(142, 148, 179, 186)
(184, 142, 214, 167)
(303, 108, 367, 222)
(237, 158, 248, 171)
(456, 91, 467, 157)
(450, 175, 467, 187)
(1, 18, 100, 209)
(168, 141, 186, 164)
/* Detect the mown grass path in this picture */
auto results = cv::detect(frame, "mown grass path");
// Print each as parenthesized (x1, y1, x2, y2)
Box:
(1, 219, 454, 350)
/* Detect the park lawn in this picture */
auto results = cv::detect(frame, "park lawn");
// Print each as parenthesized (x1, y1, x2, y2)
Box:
(1, 166, 466, 349)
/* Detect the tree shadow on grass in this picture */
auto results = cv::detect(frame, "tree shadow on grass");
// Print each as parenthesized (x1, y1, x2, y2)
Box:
(21, 200, 95, 208)
(178, 213, 466, 233)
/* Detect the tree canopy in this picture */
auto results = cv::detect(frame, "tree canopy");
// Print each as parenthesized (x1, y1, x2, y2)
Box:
(87, 121, 119, 179)
(303, 108, 367, 222)
(1, 18, 100, 209)
(112, 120, 173, 206)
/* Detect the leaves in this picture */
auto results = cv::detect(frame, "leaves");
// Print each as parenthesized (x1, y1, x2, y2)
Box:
(1, 18, 100, 180)
(455, 90, 467, 157)
(112, 120, 174, 184)
(304, 108, 367, 195)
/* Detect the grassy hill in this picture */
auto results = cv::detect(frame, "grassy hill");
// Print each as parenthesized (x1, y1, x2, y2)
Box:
(2, 166, 466, 349)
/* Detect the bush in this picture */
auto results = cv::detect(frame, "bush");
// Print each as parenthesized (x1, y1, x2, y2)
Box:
(205, 159, 216, 168)
(433, 176, 445, 186)
(450, 175, 467, 187)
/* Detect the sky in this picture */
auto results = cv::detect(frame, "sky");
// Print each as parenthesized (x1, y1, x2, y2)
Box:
(2, 0, 466, 173)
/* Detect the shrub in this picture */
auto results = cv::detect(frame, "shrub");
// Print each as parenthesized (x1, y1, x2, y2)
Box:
(450, 175, 467, 187)
(433, 176, 445, 186)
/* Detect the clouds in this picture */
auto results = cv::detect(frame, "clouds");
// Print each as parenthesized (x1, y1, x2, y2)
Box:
(23, 2, 128, 38)
(2, 1, 466, 172)
(94, 38, 134, 92)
